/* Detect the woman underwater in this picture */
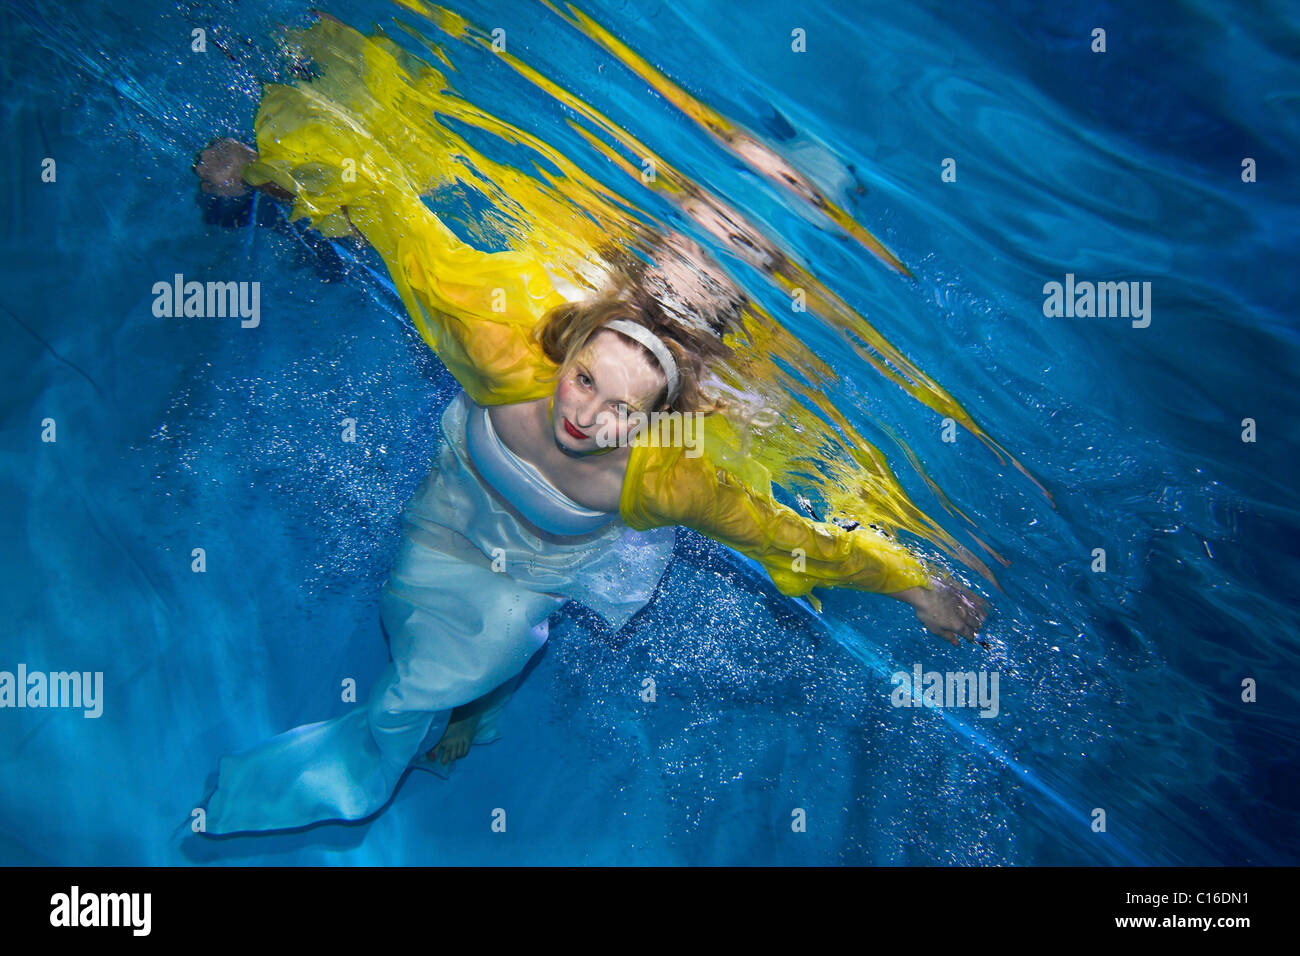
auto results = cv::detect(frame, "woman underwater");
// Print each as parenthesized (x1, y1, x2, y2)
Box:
(192, 15, 987, 835)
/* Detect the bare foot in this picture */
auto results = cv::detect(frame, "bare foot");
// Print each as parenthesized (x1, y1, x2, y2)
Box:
(193, 138, 257, 196)
(427, 711, 482, 765)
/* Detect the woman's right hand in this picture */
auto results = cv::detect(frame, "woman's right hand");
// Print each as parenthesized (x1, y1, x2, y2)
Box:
(892, 576, 990, 646)
(193, 138, 257, 196)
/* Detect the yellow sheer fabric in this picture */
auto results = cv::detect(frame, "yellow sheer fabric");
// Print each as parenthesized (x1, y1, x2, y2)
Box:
(243, 15, 932, 605)
(622, 414, 930, 604)
(242, 21, 566, 405)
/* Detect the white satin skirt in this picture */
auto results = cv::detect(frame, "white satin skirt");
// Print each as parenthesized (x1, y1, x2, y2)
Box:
(201, 390, 676, 834)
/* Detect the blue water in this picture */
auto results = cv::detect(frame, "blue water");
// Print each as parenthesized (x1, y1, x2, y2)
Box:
(2, 0, 1297, 865)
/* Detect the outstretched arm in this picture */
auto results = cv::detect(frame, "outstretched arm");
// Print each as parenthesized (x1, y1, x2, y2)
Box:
(194, 127, 564, 406)
(620, 420, 988, 645)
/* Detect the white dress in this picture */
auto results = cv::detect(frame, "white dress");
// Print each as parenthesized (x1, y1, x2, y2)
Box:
(201, 390, 676, 834)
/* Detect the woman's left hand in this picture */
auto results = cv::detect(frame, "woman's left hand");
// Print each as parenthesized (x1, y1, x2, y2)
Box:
(892, 577, 990, 646)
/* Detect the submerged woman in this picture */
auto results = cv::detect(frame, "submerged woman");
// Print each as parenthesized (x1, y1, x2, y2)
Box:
(192, 19, 986, 835)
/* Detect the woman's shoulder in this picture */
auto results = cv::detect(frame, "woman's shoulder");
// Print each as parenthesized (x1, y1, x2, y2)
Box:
(620, 409, 771, 524)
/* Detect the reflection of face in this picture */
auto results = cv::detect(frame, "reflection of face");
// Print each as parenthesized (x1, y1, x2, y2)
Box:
(729, 133, 822, 206)
(680, 195, 774, 272)
(552, 330, 666, 453)
(644, 232, 732, 321)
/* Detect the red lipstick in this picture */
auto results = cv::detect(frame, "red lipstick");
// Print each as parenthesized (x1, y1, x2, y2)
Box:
(562, 418, 588, 439)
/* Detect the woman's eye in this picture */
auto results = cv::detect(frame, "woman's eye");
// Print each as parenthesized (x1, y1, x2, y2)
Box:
(577, 374, 591, 387)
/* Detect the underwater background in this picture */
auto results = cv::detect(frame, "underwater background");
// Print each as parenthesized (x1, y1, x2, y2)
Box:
(1, 0, 1297, 864)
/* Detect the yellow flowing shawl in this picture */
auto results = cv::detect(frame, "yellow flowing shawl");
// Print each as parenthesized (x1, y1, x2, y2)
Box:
(242, 12, 1016, 607)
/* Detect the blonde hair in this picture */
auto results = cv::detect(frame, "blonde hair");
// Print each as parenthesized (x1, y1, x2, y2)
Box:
(535, 290, 736, 415)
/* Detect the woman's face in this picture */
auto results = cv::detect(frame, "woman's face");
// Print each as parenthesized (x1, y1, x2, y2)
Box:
(552, 330, 665, 453)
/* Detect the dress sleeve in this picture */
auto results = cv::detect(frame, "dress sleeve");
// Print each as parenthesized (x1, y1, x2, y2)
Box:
(386, 197, 568, 406)
(239, 16, 569, 406)
(619, 414, 933, 605)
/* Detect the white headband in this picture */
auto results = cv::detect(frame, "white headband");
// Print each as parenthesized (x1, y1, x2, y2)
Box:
(601, 319, 680, 404)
